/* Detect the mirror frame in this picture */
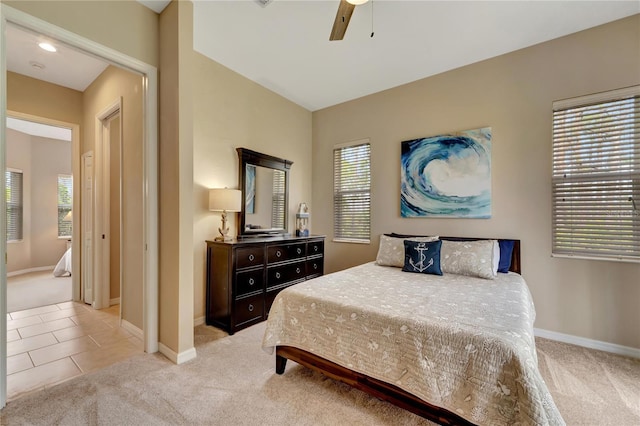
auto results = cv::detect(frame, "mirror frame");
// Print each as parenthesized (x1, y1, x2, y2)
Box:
(237, 148, 293, 238)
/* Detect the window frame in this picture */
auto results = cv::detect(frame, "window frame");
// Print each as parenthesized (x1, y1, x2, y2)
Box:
(551, 85, 640, 263)
(57, 174, 73, 239)
(333, 139, 371, 244)
(6, 168, 24, 243)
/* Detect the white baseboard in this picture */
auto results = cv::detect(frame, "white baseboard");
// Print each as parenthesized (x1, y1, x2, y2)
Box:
(158, 342, 197, 365)
(109, 298, 120, 306)
(194, 316, 205, 326)
(7, 266, 55, 277)
(121, 319, 143, 341)
(534, 328, 640, 359)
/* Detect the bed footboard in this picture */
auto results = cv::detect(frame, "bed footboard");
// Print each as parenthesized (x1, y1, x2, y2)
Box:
(275, 346, 475, 426)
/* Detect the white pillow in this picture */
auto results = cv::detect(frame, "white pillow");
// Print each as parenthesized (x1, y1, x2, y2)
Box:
(440, 240, 498, 280)
(493, 240, 500, 276)
(376, 234, 439, 267)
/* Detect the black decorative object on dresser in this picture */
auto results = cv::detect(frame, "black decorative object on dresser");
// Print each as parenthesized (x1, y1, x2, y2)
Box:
(206, 236, 324, 334)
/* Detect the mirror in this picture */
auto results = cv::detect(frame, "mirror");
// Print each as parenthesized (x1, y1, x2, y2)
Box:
(237, 148, 293, 237)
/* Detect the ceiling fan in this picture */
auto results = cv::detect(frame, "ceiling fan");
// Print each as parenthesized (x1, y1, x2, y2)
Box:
(329, 0, 370, 41)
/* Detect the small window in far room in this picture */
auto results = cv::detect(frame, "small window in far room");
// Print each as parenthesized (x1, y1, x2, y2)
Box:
(333, 140, 371, 243)
(6, 169, 23, 242)
(552, 86, 639, 262)
(58, 174, 73, 238)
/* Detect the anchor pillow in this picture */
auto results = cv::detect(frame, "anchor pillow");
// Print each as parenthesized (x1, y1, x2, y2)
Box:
(402, 239, 443, 276)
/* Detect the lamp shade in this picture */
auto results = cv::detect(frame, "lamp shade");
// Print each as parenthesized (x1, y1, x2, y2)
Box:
(346, 0, 369, 5)
(63, 210, 72, 222)
(209, 188, 242, 212)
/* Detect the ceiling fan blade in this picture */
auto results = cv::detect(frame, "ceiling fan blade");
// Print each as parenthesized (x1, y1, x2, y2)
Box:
(330, 0, 356, 41)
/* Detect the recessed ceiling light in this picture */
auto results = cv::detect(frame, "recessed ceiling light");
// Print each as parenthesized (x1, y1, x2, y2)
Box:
(38, 42, 57, 52)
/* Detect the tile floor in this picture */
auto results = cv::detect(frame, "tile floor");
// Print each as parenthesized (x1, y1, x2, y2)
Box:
(7, 302, 143, 401)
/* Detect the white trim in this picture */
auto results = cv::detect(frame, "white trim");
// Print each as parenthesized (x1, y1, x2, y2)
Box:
(333, 137, 370, 150)
(0, 9, 8, 407)
(194, 316, 205, 326)
(121, 319, 143, 341)
(109, 297, 120, 306)
(332, 238, 370, 245)
(7, 266, 54, 277)
(534, 328, 640, 359)
(553, 85, 640, 110)
(158, 343, 197, 365)
(94, 99, 121, 311)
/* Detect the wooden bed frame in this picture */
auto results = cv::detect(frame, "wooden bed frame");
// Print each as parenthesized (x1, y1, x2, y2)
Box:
(274, 237, 521, 425)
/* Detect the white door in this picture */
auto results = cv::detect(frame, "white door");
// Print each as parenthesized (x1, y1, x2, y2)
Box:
(82, 152, 93, 304)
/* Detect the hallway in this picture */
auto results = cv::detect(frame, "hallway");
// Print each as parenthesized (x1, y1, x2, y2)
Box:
(7, 302, 142, 401)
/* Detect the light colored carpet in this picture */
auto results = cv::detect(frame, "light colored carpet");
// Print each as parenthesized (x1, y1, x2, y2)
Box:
(1, 322, 638, 425)
(7, 271, 72, 313)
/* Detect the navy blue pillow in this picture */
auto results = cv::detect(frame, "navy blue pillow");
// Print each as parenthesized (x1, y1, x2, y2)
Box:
(498, 240, 515, 273)
(402, 240, 443, 275)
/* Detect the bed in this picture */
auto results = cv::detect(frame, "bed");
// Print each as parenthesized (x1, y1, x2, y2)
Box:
(53, 247, 72, 277)
(262, 236, 564, 426)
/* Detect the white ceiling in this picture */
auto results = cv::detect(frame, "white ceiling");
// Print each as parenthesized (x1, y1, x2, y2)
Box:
(6, 24, 108, 92)
(192, 0, 640, 111)
(5, 1, 638, 115)
(6, 117, 72, 142)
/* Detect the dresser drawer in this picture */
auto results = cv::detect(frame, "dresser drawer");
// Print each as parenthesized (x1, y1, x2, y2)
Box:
(267, 261, 306, 288)
(234, 294, 264, 327)
(235, 269, 264, 297)
(306, 256, 324, 278)
(236, 246, 264, 269)
(307, 240, 324, 257)
(267, 243, 306, 264)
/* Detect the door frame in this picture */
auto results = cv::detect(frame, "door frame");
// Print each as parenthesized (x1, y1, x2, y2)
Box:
(0, 4, 159, 408)
(94, 99, 122, 311)
(5, 111, 81, 301)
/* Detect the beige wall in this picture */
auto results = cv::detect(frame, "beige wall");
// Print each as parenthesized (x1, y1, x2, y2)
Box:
(312, 15, 640, 350)
(159, 0, 195, 355)
(192, 51, 313, 321)
(30, 136, 72, 268)
(83, 65, 144, 330)
(6, 130, 71, 273)
(7, 72, 83, 125)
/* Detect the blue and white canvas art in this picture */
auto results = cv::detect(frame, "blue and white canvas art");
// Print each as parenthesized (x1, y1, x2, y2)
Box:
(401, 127, 491, 218)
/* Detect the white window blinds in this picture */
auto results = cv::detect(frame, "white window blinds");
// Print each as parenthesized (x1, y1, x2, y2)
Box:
(552, 86, 640, 262)
(271, 170, 285, 229)
(6, 169, 23, 242)
(333, 141, 371, 243)
(58, 174, 73, 238)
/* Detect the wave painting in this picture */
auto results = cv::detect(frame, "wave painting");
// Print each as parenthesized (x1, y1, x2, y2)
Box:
(401, 127, 491, 218)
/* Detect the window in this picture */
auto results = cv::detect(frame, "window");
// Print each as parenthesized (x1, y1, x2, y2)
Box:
(271, 170, 285, 229)
(333, 141, 371, 243)
(58, 174, 73, 238)
(6, 169, 23, 242)
(552, 86, 639, 262)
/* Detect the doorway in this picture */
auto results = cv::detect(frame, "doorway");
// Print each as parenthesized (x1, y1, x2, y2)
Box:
(4, 115, 78, 312)
(0, 4, 159, 408)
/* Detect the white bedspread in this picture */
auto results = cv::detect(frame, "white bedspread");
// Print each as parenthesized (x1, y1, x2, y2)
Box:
(53, 248, 72, 277)
(262, 262, 564, 426)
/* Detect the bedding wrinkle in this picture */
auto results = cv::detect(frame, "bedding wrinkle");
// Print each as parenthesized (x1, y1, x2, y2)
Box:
(263, 262, 564, 425)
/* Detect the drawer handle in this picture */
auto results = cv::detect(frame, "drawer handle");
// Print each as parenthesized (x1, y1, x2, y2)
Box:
(248, 304, 254, 312)
(297, 247, 302, 255)
(249, 254, 255, 261)
(314, 264, 318, 270)
(249, 278, 255, 285)
(276, 250, 282, 258)
(276, 272, 281, 279)
(296, 267, 300, 274)
(314, 246, 318, 252)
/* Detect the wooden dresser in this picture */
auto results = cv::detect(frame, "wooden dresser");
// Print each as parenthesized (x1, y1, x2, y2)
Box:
(206, 235, 325, 334)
